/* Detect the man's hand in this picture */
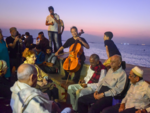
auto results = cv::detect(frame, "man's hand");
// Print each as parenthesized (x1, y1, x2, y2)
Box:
(19, 39, 22, 43)
(76, 37, 82, 42)
(97, 93, 104, 100)
(135, 109, 147, 113)
(81, 83, 87, 88)
(118, 103, 125, 112)
(94, 91, 98, 99)
(78, 79, 85, 84)
(55, 52, 59, 56)
(50, 22, 54, 26)
(14, 36, 19, 42)
(43, 79, 48, 85)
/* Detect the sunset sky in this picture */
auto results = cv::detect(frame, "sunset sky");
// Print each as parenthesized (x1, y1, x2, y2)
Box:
(0, 0, 150, 44)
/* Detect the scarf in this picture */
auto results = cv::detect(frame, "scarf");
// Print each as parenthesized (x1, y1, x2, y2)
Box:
(88, 61, 106, 84)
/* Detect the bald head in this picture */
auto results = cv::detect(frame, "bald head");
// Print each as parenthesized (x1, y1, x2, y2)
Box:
(17, 64, 37, 80)
(111, 55, 122, 63)
(110, 55, 122, 71)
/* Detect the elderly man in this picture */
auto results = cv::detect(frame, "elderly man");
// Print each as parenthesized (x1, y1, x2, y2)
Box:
(10, 64, 61, 113)
(102, 66, 150, 113)
(78, 55, 127, 113)
(68, 54, 106, 112)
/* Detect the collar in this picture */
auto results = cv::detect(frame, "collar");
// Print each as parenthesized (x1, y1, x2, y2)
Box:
(133, 80, 144, 86)
(111, 66, 123, 74)
(17, 81, 31, 90)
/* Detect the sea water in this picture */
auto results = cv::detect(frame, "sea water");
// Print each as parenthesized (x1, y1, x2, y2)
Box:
(63, 41, 150, 68)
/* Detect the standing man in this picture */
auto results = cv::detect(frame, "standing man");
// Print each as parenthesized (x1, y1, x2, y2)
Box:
(58, 18, 64, 53)
(6, 27, 23, 73)
(46, 6, 60, 52)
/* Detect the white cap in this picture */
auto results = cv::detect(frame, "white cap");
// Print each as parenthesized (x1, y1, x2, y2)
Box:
(132, 66, 143, 78)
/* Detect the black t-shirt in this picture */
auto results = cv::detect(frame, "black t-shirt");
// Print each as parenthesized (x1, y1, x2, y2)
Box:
(104, 40, 121, 57)
(6, 36, 21, 58)
(63, 37, 88, 60)
(24, 36, 33, 46)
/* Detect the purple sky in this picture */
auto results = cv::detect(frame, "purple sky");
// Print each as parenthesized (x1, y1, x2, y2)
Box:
(0, 0, 150, 44)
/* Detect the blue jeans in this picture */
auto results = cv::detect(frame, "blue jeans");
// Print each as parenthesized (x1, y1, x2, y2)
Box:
(48, 31, 59, 52)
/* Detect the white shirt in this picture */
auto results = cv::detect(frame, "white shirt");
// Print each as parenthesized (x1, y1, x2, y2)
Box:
(121, 80, 150, 112)
(96, 67, 127, 97)
(84, 66, 106, 90)
(46, 14, 60, 32)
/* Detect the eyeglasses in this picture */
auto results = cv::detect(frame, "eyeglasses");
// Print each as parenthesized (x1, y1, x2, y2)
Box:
(129, 74, 135, 78)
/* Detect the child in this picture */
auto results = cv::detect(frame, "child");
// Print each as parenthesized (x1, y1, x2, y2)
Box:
(103, 31, 121, 67)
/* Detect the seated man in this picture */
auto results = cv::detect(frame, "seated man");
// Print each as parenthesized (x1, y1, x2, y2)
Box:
(68, 54, 106, 112)
(36, 32, 49, 53)
(10, 64, 61, 113)
(102, 66, 150, 113)
(39, 46, 59, 74)
(78, 55, 127, 113)
(35, 45, 45, 66)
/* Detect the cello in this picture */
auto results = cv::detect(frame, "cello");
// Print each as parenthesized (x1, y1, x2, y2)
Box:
(63, 40, 83, 73)
(63, 29, 84, 73)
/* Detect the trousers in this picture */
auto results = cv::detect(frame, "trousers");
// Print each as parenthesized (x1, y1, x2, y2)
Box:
(102, 104, 138, 113)
(68, 84, 95, 111)
(78, 86, 112, 113)
(48, 31, 59, 52)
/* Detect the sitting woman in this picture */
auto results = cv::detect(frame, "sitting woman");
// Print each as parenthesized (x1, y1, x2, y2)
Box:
(24, 50, 59, 103)
(0, 60, 13, 99)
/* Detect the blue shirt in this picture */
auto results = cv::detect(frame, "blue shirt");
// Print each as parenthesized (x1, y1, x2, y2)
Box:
(35, 51, 45, 65)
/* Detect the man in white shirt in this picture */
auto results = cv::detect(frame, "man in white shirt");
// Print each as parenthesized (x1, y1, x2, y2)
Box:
(78, 55, 127, 113)
(46, 6, 60, 52)
(68, 54, 106, 112)
(10, 64, 61, 113)
(102, 66, 150, 113)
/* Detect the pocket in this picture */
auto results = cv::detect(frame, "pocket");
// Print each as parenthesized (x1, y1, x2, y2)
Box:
(109, 78, 117, 86)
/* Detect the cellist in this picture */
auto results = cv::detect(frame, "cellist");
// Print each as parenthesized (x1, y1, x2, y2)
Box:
(55, 26, 89, 83)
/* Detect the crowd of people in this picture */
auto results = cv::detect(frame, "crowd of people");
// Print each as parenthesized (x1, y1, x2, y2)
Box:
(0, 5, 150, 113)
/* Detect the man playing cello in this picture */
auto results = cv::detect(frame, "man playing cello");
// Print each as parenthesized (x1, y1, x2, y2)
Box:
(55, 26, 89, 83)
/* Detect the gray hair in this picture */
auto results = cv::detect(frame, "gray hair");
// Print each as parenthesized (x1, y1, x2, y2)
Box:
(90, 54, 100, 61)
(9, 27, 17, 32)
(17, 64, 37, 80)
